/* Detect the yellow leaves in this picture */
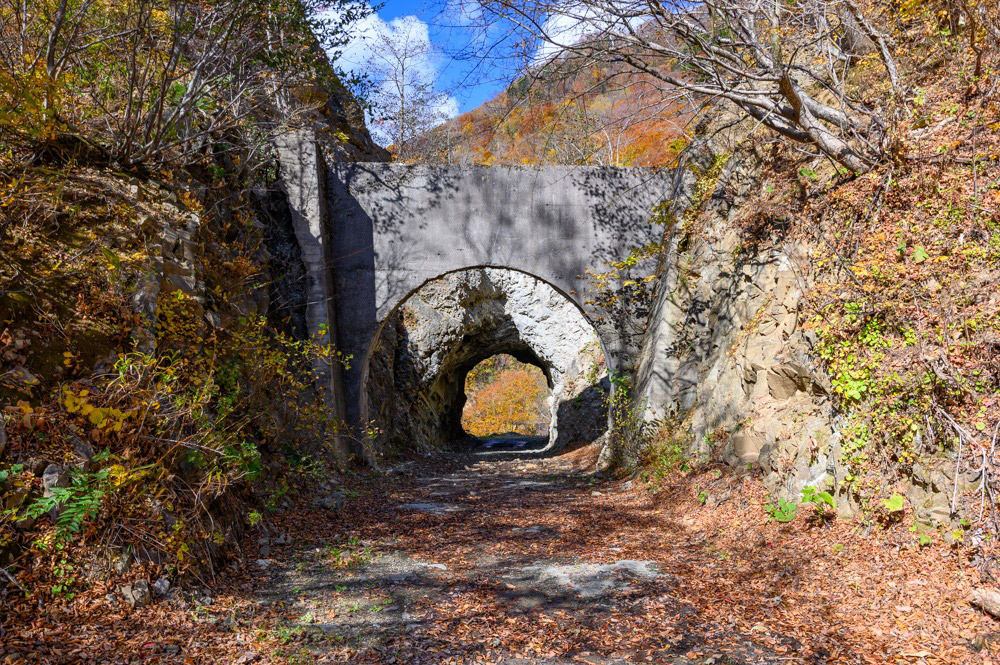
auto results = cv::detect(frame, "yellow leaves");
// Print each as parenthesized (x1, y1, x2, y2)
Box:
(1, 178, 22, 208)
(106, 462, 157, 490)
(62, 387, 132, 432)
(107, 464, 132, 487)
(17, 370, 40, 387)
(462, 359, 549, 437)
(177, 191, 202, 212)
(88, 407, 106, 426)
(103, 462, 125, 486)
(63, 388, 82, 413)
(16, 400, 33, 415)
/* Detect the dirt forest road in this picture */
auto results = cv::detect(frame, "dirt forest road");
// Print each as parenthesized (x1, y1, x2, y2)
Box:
(4, 445, 993, 664)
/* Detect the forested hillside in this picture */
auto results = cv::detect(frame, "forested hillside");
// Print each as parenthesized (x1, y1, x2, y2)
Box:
(414, 62, 691, 166)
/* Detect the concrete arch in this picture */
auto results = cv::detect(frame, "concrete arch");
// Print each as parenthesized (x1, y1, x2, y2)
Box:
(358, 263, 615, 374)
(359, 267, 610, 458)
(273, 133, 691, 454)
(324, 161, 689, 427)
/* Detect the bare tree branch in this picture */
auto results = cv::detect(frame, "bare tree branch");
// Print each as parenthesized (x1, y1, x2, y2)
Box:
(462, 0, 903, 173)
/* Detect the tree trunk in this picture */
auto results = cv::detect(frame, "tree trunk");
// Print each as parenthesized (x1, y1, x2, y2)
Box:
(779, 74, 873, 173)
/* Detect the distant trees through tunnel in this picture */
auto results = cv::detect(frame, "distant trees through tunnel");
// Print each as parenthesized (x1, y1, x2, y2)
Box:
(461, 355, 551, 439)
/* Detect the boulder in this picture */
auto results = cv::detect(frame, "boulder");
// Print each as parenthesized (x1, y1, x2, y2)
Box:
(42, 464, 68, 520)
(723, 432, 764, 466)
(971, 588, 1000, 619)
(315, 492, 346, 511)
(114, 552, 133, 576)
(72, 438, 96, 472)
(907, 483, 952, 526)
(121, 580, 152, 608)
(153, 577, 170, 597)
(766, 363, 813, 400)
(766, 370, 800, 400)
(42, 464, 67, 493)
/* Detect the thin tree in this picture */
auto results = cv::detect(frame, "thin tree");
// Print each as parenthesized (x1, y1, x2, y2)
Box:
(364, 18, 454, 158)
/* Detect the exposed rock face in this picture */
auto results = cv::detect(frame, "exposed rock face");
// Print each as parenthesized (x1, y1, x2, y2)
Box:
(363, 268, 607, 457)
(632, 149, 841, 505)
(630, 146, 963, 525)
(120, 580, 152, 608)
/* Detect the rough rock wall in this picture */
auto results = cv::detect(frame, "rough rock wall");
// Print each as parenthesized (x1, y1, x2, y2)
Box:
(632, 144, 971, 526)
(362, 268, 608, 458)
(633, 147, 845, 507)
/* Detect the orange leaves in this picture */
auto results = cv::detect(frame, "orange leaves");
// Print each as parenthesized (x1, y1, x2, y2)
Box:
(462, 357, 549, 437)
(417, 64, 691, 167)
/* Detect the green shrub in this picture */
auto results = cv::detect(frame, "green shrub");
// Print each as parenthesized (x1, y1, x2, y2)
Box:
(31, 472, 107, 541)
(800, 484, 836, 524)
(765, 498, 798, 522)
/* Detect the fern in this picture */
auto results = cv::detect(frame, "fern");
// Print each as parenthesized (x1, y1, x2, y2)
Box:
(23, 468, 110, 542)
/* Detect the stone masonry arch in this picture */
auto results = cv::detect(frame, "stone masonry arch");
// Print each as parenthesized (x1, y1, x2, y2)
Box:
(360, 267, 608, 457)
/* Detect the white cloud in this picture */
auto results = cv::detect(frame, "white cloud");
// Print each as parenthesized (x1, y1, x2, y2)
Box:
(533, 4, 649, 63)
(327, 10, 460, 146)
(433, 93, 461, 120)
(536, 10, 596, 61)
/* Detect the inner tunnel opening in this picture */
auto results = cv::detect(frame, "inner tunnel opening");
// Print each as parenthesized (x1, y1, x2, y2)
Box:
(360, 268, 611, 461)
(460, 354, 552, 449)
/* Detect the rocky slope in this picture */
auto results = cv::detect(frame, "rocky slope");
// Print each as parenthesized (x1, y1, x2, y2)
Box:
(0, 66, 386, 594)
(631, 101, 997, 530)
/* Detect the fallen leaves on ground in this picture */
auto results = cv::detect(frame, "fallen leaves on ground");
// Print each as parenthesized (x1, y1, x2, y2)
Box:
(2, 446, 998, 664)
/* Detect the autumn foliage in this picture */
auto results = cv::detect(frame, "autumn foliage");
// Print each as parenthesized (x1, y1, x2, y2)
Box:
(0, 0, 368, 167)
(412, 64, 691, 167)
(461, 355, 549, 437)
